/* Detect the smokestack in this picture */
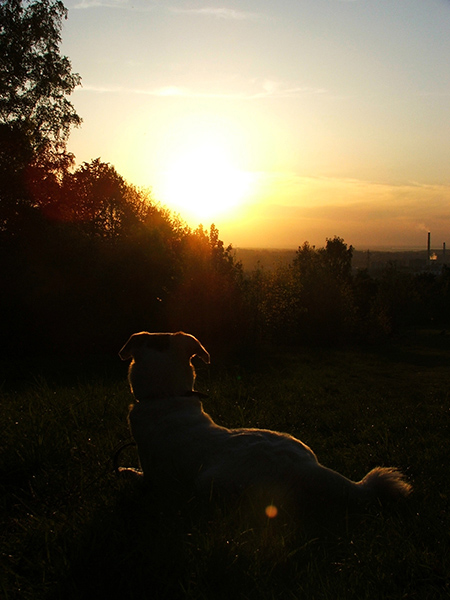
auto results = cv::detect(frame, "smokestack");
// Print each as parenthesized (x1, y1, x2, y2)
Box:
(428, 232, 431, 261)
(444, 242, 446, 264)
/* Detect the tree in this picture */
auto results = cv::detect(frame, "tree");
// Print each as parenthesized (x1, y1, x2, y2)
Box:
(58, 159, 149, 238)
(0, 0, 81, 165)
(293, 241, 320, 278)
(0, 0, 81, 234)
(290, 237, 356, 343)
(321, 236, 353, 282)
(165, 224, 246, 350)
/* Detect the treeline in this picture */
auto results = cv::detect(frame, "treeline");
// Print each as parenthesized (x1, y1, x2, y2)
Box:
(1, 155, 450, 359)
(2, 0, 449, 358)
(245, 239, 450, 346)
(0, 0, 246, 358)
(0, 156, 246, 356)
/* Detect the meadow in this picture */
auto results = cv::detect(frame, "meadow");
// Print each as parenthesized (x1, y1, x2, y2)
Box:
(1, 329, 449, 599)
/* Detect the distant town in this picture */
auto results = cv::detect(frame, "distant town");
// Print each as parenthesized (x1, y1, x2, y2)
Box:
(235, 233, 447, 275)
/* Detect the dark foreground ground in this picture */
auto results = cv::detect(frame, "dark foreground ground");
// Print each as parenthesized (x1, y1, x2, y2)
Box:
(1, 329, 449, 599)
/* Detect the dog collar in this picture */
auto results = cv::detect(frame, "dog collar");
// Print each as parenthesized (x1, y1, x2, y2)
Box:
(184, 390, 209, 399)
(135, 390, 209, 402)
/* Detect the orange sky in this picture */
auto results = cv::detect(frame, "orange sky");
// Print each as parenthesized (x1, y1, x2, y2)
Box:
(62, 0, 450, 249)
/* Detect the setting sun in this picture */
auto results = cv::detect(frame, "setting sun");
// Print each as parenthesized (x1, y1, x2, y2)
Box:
(159, 143, 253, 224)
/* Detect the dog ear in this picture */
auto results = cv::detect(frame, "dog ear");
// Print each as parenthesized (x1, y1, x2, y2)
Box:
(174, 332, 210, 364)
(119, 332, 151, 361)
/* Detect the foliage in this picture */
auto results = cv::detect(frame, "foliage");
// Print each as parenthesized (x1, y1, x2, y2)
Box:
(1, 1, 449, 356)
(0, 0, 81, 234)
(243, 237, 450, 347)
(1, 7, 449, 595)
(2, 157, 450, 355)
(165, 223, 246, 353)
(0, 0, 81, 160)
(0, 153, 248, 355)
(244, 263, 303, 344)
(247, 237, 357, 345)
(55, 158, 149, 237)
(1, 3, 449, 356)
(292, 237, 356, 343)
(1, 331, 449, 599)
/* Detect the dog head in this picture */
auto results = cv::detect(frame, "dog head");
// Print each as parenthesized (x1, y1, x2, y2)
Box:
(119, 331, 210, 400)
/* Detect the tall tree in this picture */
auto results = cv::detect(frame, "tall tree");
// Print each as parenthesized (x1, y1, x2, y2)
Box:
(321, 236, 353, 282)
(59, 159, 150, 238)
(0, 0, 81, 165)
(0, 0, 81, 232)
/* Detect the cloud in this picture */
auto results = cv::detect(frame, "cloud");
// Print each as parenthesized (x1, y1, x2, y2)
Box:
(250, 80, 327, 99)
(78, 79, 326, 100)
(72, 1, 262, 19)
(73, 0, 156, 10)
(169, 6, 264, 21)
(154, 86, 186, 97)
(257, 172, 450, 211)
(73, 0, 127, 8)
(242, 172, 450, 247)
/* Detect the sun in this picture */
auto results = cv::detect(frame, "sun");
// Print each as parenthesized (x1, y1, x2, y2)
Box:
(159, 143, 252, 224)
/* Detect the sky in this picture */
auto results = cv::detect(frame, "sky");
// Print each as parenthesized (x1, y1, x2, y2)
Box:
(61, 0, 450, 250)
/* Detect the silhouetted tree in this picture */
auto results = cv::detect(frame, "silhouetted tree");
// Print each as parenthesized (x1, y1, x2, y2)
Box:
(321, 236, 353, 282)
(0, 0, 81, 233)
(0, 0, 81, 163)
(247, 262, 303, 344)
(165, 224, 246, 352)
(58, 159, 149, 238)
(370, 263, 420, 335)
(278, 237, 356, 343)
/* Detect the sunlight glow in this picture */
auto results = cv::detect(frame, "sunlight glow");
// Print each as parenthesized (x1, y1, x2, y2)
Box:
(160, 143, 253, 224)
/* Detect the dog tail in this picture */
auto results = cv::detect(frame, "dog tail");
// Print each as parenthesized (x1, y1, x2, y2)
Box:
(301, 464, 411, 512)
(355, 466, 412, 503)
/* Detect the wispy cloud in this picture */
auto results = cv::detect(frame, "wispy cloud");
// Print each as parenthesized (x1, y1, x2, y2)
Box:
(73, 0, 127, 8)
(79, 79, 326, 100)
(73, 0, 156, 10)
(72, 1, 262, 19)
(241, 173, 450, 248)
(256, 172, 450, 222)
(169, 6, 264, 21)
(253, 79, 327, 99)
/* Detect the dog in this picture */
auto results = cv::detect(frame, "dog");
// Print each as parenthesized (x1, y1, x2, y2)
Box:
(118, 331, 411, 519)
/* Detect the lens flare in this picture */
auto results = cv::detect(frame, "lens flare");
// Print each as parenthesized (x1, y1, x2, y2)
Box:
(265, 504, 278, 518)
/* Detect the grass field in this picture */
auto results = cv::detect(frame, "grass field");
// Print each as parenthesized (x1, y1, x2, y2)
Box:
(1, 330, 449, 599)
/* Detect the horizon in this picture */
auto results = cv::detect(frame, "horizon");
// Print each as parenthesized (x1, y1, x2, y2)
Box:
(61, 0, 450, 249)
(234, 243, 444, 253)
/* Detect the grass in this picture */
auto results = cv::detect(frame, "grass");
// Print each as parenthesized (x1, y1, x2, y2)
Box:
(1, 329, 449, 599)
